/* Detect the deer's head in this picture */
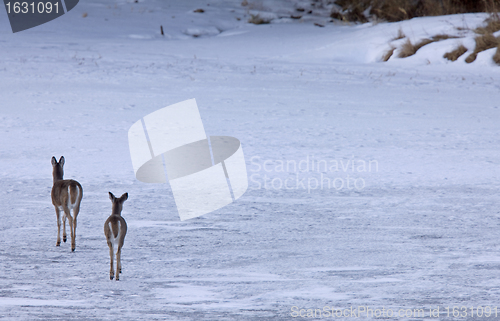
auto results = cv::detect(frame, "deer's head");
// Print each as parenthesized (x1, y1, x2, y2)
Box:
(109, 192, 128, 215)
(51, 156, 65, 182)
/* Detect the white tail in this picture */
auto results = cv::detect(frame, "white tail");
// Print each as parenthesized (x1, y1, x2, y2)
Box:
(51, 156, 83, 252)
(104, 192, 128, 280)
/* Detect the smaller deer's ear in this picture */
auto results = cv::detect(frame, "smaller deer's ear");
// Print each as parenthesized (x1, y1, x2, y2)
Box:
(59, 156, 65, 167)
(51, 156, 57, 166)
(109, 192, 115, 202)
(121, 193, 128, 202)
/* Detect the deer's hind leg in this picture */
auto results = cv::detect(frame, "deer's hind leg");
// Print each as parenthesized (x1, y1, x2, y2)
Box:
(62, 215, 67, 243)
(108, 241, 115, 280)
(70, 185, 81, 250)
(116, 244, 123, 281)
(72, 207, 79, 250)
(55, 207, 61, 246)
(62, 205, 75, 252)
(116, 246, 122, 281)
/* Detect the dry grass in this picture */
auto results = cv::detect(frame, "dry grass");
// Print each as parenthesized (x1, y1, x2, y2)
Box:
(330, 6, 367, 22)
(443, 44, 468, 61)
(398, 38, 436, 57)
(330, 11, 346, 21)
(474, 18, 500, 34)
(432, 34, 458, 41)
(370, 0, 414, 22)
(465, 52, 478, 63)
(398, 34, 460, 58)
(382, 46, 396, 61)
(345, 7, 369, 23)
(414, 38, 435, 50)
(398, 39, 415, 58)
(398, 39, 423, 57)
(465, 33, 500, 63)
(248, 14, 269, 24)
(332, 0, 500, 23)
(392, 28, 406, 40)
(493, 45, 500, 64)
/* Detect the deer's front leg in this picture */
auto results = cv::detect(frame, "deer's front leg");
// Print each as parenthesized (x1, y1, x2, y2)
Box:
(108, 242, 114, 280)
(55, 207, 61, 246)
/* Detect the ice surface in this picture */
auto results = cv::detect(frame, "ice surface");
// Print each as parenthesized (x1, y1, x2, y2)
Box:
(0, 0, 499, 320)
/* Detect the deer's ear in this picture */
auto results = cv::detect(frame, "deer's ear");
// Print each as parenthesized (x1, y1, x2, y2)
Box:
(51, 156, 57, 166)
(109, 192, 115, 202)
(59, 156, 65, 167)
(120, 193, 128, 202)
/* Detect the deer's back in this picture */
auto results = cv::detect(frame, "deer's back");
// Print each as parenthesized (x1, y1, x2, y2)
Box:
(51, 179, 83, 207)
(104, 215, 127, 243)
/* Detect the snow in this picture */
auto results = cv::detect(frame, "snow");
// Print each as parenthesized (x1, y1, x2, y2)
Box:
(0, 0, 500, 320)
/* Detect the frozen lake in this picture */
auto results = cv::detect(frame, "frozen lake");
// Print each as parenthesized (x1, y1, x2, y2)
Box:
(0, 0, 499, 320)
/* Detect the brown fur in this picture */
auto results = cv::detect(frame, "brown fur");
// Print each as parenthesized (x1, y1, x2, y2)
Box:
(51, 156, 83, 252)
(51, 180, 82, 207)
(104, 192, 128, 281)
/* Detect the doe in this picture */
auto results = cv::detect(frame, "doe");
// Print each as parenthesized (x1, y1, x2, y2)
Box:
(104, 192, 128, 280)
(51, 156, 83, 252)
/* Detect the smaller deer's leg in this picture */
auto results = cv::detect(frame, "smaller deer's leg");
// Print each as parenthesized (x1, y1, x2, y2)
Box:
(62, 215, 67, 243)
(72, 214, 77, 250)
(63, 206, 74, 252)
(73, 200, 80, 223)
(70, 217, 76, 252)
(55, 207, 61, 246)
(116, 246, 122, 281)
(108, 241, 114, 280)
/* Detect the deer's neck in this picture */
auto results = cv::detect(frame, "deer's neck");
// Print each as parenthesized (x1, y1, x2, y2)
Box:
(111, 204, 123, 216)
(53, 169, 64, 183)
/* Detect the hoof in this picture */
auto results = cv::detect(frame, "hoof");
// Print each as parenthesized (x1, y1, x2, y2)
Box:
(63, 237, 67, 243)
(71, 248, 75, 252)
(56, 242, 60, 246)
(116, 278, 119, 281)
(110, 276, 114, 280)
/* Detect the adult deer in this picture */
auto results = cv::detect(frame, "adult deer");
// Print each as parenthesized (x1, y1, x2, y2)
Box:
(104, 192, 128, 280)
(51, 156, 83, 252)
